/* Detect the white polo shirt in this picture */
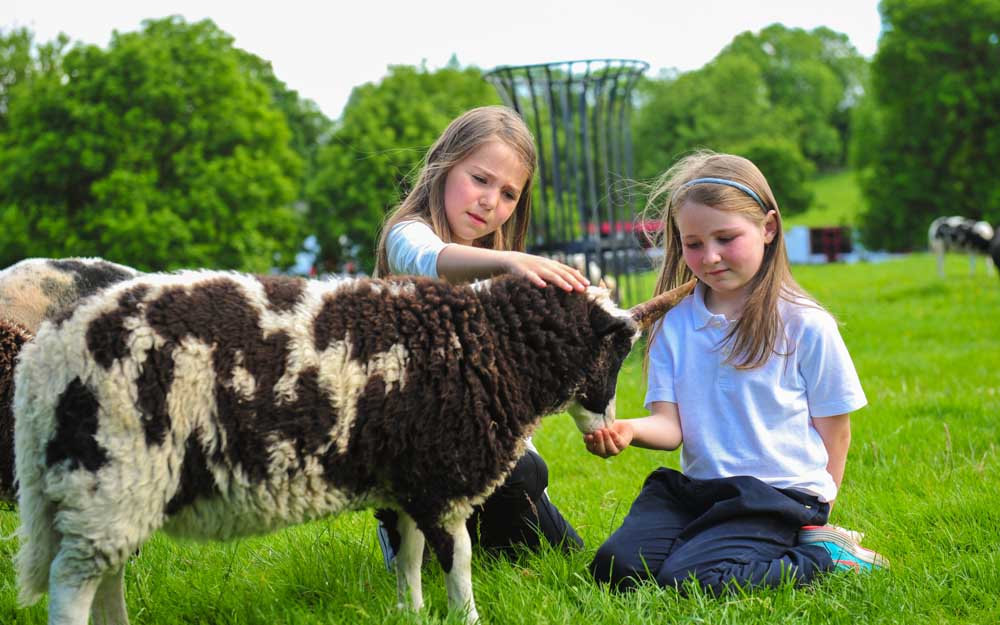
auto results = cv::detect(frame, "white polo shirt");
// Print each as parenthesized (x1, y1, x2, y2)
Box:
(387, 220, 454, 279)
(645, 281, 867, 502)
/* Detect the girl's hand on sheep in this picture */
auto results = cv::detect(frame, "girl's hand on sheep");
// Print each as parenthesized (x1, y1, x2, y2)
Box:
(584, 421, 633, 458)
(502, 252, 589, 292)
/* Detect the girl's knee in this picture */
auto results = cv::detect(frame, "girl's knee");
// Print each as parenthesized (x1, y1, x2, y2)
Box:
(589, 543, 620, 585)
(589, 541, 644, 590)
(503, 450, 549, 501)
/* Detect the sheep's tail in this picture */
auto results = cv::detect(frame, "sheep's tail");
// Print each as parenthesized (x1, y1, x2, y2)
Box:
(14, 472, 59, 606)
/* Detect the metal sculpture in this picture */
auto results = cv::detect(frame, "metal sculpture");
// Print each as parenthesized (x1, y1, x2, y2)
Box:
(485, 59, 650, 303)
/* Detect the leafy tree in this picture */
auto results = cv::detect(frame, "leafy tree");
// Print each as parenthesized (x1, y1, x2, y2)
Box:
(0, 28, 67, 132)
(634, 23, 867, 201)
(0, 17, 304, 271)
(846, 84, 883, 173)
(306, 63, 499, 271)
(633, 55, 788, 180)
(236, 50, 332, 195)
(633, 55, 813, 215)
(0, 28, 33, 130)
(857, 0, 1000, 251)
(718, 24, 867, 169)
(739, 137, 815, 216)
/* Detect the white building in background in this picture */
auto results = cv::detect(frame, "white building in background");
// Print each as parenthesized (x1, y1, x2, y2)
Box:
(784, 225, 901, 265)
(785, 226, 816, 264)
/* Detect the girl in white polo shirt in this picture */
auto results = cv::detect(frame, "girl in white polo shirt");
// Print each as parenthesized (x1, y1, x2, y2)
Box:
(585, 151, 887, 594)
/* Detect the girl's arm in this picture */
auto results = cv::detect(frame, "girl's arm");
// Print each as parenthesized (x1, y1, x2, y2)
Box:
(584, 401, 682, 458)
(436, 246, 589, 291)
(811, 413, 851, 497)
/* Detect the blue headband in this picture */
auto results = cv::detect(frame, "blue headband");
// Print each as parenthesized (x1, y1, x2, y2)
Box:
(680, 177, 767, 211)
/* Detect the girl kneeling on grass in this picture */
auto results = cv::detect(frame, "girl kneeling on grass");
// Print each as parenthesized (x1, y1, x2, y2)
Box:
(585, 151, 888, 594)
(373, 105, 590, 568)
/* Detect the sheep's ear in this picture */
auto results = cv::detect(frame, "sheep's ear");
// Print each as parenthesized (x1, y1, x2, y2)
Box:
(629, 279, 696, 329)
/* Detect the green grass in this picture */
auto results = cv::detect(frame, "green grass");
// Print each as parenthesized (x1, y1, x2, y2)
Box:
(786, 170, 866, 229)
(3, 253, 1000, 624)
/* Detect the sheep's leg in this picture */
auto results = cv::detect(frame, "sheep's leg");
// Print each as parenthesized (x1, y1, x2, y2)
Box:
(442, 521, 479, 625)
(420, 515, 479, 624)
(969, 254, 976, 276)
(936, 251, 945, 277)
(47, 549, 103, 625)
(394, 511, 425, 611)
(91, 565, 129, 625)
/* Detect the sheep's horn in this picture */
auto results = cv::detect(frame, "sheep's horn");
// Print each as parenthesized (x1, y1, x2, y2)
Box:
(629, 279, 697, 329)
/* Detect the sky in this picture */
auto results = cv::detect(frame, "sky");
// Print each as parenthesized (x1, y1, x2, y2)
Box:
(3, 0, 883, 120)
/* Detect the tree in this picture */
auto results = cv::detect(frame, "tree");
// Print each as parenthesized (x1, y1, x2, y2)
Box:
(0, 17, 304, 271)
(236, 49, 333, 196)
(632, 55, 813, 216)
(306, 64, 499, 271)
(0, 28, 68, 132)
(633, 55, 788, 181)
(631, 24, 868, 220)
(718, 24, 867, 169)
(846, 82, 883, 173)
(857, 0, 1000, 251)
(633, 23, 868, 194)
(739, 138, 815, 216)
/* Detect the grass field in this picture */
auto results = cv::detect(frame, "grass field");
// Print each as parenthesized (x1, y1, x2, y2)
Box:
(786, 170, 866, 229)
(2, 252, 998, 624)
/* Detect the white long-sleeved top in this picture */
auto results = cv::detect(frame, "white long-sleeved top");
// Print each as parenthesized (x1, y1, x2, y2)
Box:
(386, 220, 453, 279)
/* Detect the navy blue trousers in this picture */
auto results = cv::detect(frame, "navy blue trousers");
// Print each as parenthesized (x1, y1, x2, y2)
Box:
(590, 468, 835, 594)
(468, 449, 583, 553)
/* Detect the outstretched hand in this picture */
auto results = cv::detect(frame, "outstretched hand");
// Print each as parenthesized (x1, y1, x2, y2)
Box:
(503, 252, 589, 292)
(584, 421, 634, 458)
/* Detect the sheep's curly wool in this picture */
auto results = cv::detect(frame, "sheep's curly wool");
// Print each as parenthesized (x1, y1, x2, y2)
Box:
(0, 317, 31, 502)
(0, 257, 139, 331)
(14, 270, 640, 621)
(0, 257, 139, 502)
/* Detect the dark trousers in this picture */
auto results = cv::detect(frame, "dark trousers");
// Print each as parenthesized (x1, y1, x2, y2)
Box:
(590, 467, 835, 594)
(377, 449, 583, 556)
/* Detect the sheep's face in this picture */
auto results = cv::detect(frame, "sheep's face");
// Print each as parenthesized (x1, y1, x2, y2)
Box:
(566, 291, 641, 434)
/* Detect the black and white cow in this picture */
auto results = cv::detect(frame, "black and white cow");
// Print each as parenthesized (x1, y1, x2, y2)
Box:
(928, 216, 997, 277)
(13, 270, 693, 625)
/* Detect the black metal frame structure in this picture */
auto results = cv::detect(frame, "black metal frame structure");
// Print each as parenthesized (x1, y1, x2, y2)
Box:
(484, 59, 650, 303)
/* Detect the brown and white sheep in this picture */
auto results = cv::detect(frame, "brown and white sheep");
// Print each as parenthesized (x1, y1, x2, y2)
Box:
(0, 257, 140, 331)
(0, 317, 31, 503)
(13, 270, 693, 625)
(0, 258, 140, 502)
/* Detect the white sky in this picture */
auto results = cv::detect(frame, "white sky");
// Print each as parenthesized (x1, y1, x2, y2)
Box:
(3, 0, 883, 120)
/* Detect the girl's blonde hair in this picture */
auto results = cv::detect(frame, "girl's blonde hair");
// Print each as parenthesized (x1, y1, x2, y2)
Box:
(374, 105, 537, 277)
(644, 150, 819, 369)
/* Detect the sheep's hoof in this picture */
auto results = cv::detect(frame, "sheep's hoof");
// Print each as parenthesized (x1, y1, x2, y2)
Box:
(465, 607, 481, 625)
